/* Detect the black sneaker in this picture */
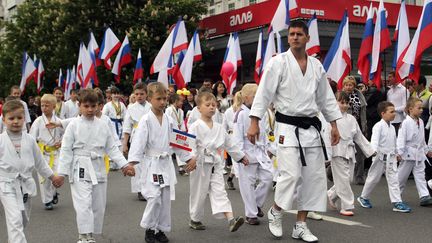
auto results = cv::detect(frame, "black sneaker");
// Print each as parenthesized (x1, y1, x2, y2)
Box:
(45, 202, 53, 210)
(245, 217, 260, 225)
(226, 179, 235, 190)
(145, 229, 156, 243)
(189, 220, 206, 230)
(52, 192, 59, 204)
(155, 231, 169, 242)
(138, 192, 147, 201)
(229, 216, 244, 232)
(257, 207, 264, 217)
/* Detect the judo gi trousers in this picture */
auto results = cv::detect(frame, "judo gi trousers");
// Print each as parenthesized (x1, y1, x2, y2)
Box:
(140, 186, 171, 232)
(361, 157, 402, 203)
(0, 189, 32, 243)
(275, 146, 327, 212)
(131, 162, 145, 193)
(189, 162, 232, 221)
(71, 180, 107, 234)
(39, 154, 58, 204)
(398, 160, 430, 198)
(327, 157, 355, 210)
(238, 163, 273, 218)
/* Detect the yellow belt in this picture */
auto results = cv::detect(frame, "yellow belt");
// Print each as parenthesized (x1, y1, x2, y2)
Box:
(133, 123, 138, 129)
(104, 155, 110, 174)
(38, 142, 59, 183)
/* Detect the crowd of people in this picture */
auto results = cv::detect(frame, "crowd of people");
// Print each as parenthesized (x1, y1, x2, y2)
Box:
(1, 20, 432, 243)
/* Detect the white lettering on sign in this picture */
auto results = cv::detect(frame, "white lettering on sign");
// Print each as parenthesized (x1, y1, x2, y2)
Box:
(301, 8, 325, 16)
(353, 5, 387, 18)
(229, 11, 253, 26)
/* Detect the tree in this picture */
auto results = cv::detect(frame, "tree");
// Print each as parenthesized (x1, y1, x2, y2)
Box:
(0, 0, 208, 97)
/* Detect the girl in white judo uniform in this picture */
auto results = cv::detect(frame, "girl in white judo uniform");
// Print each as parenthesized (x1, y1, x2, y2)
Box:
(0, 100, 62, 243)
(29, 94, 64, 210)
(327, 91, 375, 216)
(165, 93, 188, 176)
(358, 101, 411, 212)
(56, 89, 135, 243)
(53, 87, 69, 120)
(128, 82, 193, 243)
(102, 86, 126, 141)
(233, 84, 275, 225)
(122, 83, 151, 200)
(185, 91, 248, 232)
(397, 97, 432, 207)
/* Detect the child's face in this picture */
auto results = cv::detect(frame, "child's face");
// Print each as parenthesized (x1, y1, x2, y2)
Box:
(338, 100, 350, 113)
(243, 94, 255, 107)
(3, 108, 25, 132)
(149, 92, 167, 113)
(70, 92, 77, 101)
(10, 88, 21, 98)
(41, 101, 55, 116)
(198, 99, 217, 118)
(79, 102, 97, 119)
(409, 101, 423, 118)
(134, 89, 147, 104)
(381, 106, 396, 122)
(175, 96, 184, 109)
(54, 90, 63, 102)
(217, 84, 225, 95)
(111, 92, 120, 101)
(187, 94, 194, 102)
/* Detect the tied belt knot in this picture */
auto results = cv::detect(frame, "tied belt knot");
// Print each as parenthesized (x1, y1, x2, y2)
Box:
(72, 149, 103, 185)
(275, 112, 328, 166)
(0, 171, 34, 210)
(110, 118, 123, 138)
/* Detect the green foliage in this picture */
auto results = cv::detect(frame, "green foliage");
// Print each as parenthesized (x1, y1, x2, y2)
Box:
(0, 0, 208, 97)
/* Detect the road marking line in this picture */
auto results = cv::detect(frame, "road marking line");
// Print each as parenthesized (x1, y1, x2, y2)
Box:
(285, 210, 372, 228)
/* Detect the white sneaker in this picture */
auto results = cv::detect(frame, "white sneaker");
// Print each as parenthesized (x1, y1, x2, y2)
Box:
(428, 179, 432, 190)
(292, 223, 319, 242)
(77, 239, 88, 243)
(307, 212, 323, 220)
(267, 207, 283, 238)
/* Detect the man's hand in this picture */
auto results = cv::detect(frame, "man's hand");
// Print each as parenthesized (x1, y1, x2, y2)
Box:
(427, 151, 432, 158)
(247, 117, 260, 145)
(330, 121, 340, 146)
(185, 158, 197, 173)
(122, 163, 135, 177)
(51, 175, 65, 188)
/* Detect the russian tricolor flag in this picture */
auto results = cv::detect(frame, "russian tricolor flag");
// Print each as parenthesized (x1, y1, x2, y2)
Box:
(254, 29, 264, 84)
(99, 27, 121, 70)
(357, 3, 374, 84)
(112, 36, 132, 83)
(306, 13, 320, 56)
(19, 52, 36, 92)
(370, 0, 391, 88)
(323, 10, 351, 90)
(80, 44, 96, 88)
(58, 69, 65, 89)
(173, 30, 202, 89)
(88, 38, 99, 86)
(133, 49, 143, 85)
(402, 0, 432, 82)
(89, 32, 101, 66)
(269, 0, 299, 33)
(262, 30, 277, 74)
(393, 0, 411, 83)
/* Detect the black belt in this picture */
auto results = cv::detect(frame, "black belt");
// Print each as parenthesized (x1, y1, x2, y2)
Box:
(275, 112, 328, 166)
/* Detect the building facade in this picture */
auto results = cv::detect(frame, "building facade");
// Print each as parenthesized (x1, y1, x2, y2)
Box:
(198, 0, 431, 86)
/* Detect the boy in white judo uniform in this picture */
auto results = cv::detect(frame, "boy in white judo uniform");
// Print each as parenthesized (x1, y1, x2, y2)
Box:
(53, 87, 69, 120)
(165, 93, 189, 176)
(327, 91, 375, 216)
(397, 97, 432, 206)
(233, 84, 275, 225)
(358, 101, 411, 212)
(56, 89, 136, 243)
(247, 20, 342, 242)
(64, 89, 80, 118)
(128, 82, 193, 243)
(9, 86, 32, 131)
(102, 86, 127, 141)
(122, 83, 151, 200)
(0, 100, 62, 243)
(29, 94, 64, 210)
(185, 91, 248, 232)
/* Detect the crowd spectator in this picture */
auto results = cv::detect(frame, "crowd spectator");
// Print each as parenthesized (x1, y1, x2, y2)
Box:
(386, 71, 410, 132)
(213, 81, 229, 113)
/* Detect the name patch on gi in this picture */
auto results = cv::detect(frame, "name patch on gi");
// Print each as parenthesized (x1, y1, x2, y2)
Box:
(158, 175, 165, 185)
(79, 168, 85, 178)
(279, 135, 285, 144)
(153, 174, 158, 183)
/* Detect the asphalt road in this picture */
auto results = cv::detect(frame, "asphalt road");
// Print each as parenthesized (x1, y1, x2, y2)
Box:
(1, 170, 432, 243)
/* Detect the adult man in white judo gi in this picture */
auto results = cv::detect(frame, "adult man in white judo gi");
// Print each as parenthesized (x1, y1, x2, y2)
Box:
(247, 20, 341, 242)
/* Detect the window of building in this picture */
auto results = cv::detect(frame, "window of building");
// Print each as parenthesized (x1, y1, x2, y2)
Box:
(209, 8, 215, 16)
(209, 0, 215, 6)
(249, 0, 256, 4)
(228, 3, 235, 11)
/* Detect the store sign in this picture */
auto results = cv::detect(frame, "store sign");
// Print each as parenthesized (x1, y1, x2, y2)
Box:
(200, 0, 422, 38)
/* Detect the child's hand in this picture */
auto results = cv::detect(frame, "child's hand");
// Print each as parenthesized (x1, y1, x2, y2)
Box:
(54, 142, 61, 149)
(51, 175, 64, 188)
(267, 150, 274, 158)
(427, 151, 432, 158)
(325, 161, 331, 168)
(122, 164, 135, 176)
(45, 122, 60, 129)
(185, 158, 197, 173)
(241, 156, 249, 166)
(371, 152, 377, 157)
(396, 155, 402, 162)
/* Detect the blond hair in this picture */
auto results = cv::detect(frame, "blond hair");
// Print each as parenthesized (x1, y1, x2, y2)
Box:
(196, 92, 216, 106)
(232, 83, 258, 111)
(41, 94, 57, 105)
(342, 76, 356, 86)
(405, 97, 422, 115)
(147, 82, 167, 98)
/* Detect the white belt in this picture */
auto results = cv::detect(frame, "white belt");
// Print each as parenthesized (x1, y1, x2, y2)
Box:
(0, 171, 33, 210)
(73, 149, 102, 185)
(145, 149, 170, 159)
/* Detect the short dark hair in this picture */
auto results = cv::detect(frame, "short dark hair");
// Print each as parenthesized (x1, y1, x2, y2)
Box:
(110, 86, 120, 94)
(288, 20, 309, 35)
(168, 93, 180, 105)
(418, 76, 427, 87)
(388, 71, 395, 77)
(2, 100, 24, 116)
(9, 85, 20, 94)
(377, 101, 394, 116)
(78, 89, 98, 104)
(335, 91, 349, 103)
(134, 82, 147, 92)
(53, 87, 64, 94)
(96, 91, 105, 105)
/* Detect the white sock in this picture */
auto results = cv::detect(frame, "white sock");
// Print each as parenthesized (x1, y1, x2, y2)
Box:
(296, 221, 306, 227)
(271, 206, 282, 215)
(227, 216, 234, 222)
